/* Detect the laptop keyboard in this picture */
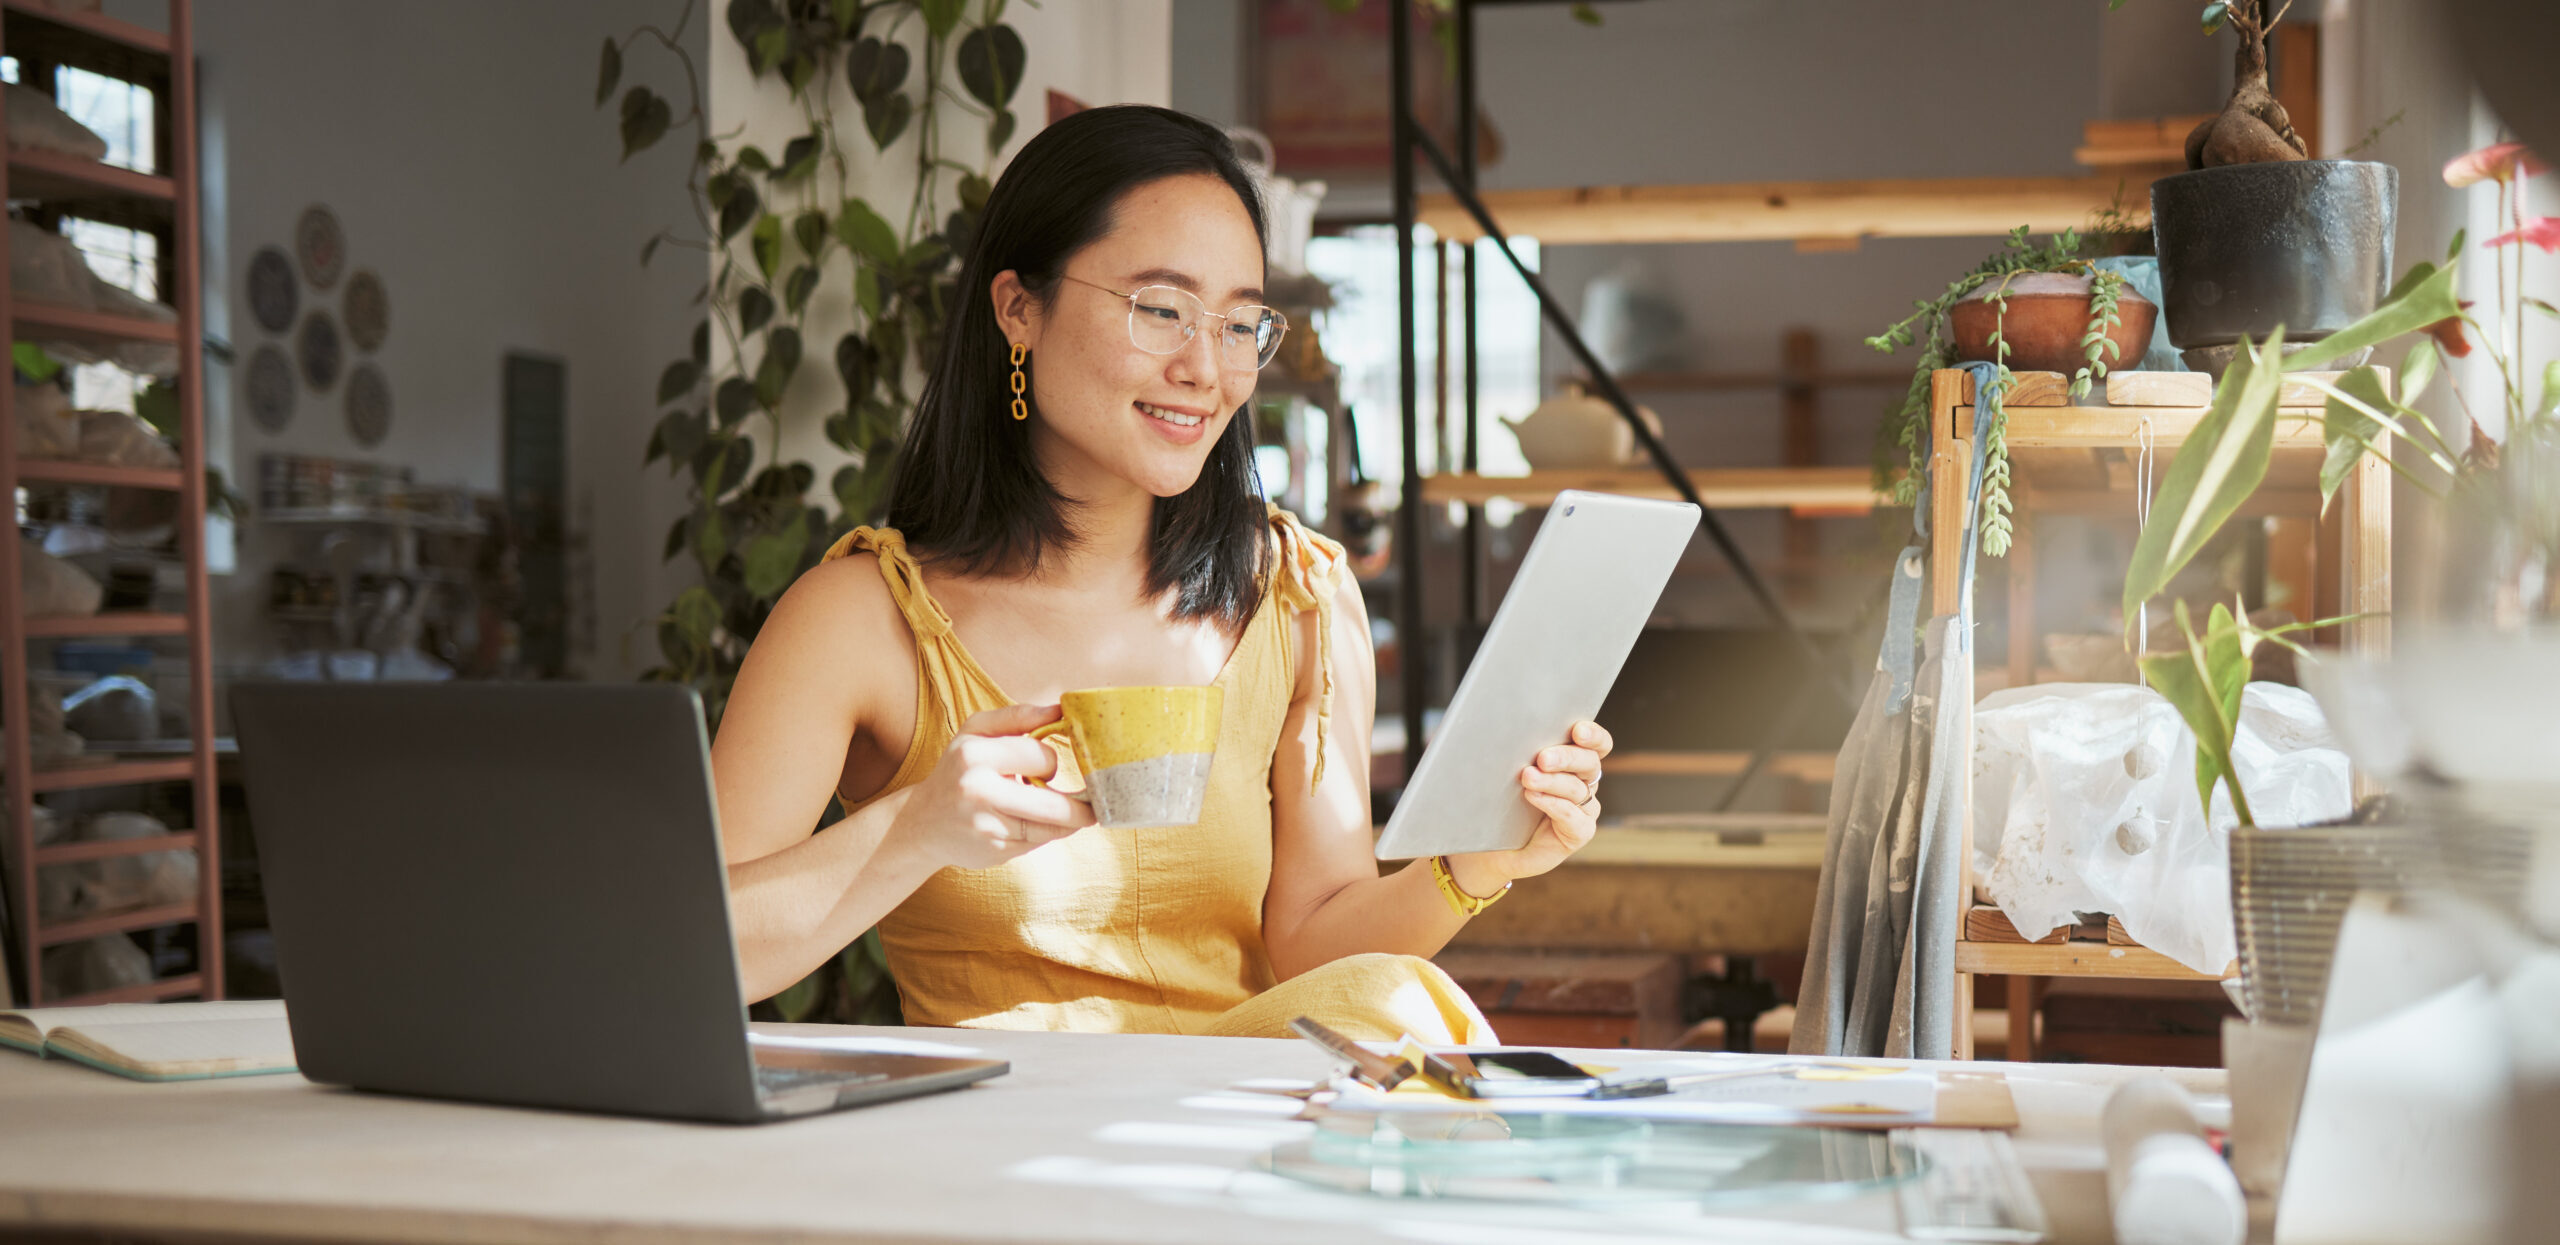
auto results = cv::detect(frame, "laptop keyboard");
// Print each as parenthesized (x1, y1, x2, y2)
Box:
(754, 1063, 890, 1098)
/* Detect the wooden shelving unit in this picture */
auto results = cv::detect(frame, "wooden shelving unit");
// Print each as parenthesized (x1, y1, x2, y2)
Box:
(1418, 174, 2157, 248)
(1927, 368, 2390, 1059)
(0, 0, 215, 1008)
(1420, 465, 1887, 510)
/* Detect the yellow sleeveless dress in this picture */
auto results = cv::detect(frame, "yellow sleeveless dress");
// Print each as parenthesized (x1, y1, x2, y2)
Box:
(820, 506, 1493, 1044)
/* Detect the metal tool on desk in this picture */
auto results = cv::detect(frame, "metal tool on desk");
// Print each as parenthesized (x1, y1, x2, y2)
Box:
(1288, 1016, 1654, 1100)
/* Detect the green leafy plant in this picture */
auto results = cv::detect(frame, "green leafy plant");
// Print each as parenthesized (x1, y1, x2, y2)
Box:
(2137, 599, 2341, 826)
(603, 0, 1029, 1026)
(2119, 139, 2558, 823)
(601, 0, 1022, 725)
(1867, 226, 2131, 555)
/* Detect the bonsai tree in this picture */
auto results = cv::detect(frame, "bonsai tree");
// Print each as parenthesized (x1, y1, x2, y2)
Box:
(2183, 0, 2310, 168)
(2120, 140, 2556, 823)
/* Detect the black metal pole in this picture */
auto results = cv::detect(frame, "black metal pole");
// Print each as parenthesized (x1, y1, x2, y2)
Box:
(1392, 0, 1428, 777)
(1457, 0, 1483, 629)
(1409, 127, 1855, 707)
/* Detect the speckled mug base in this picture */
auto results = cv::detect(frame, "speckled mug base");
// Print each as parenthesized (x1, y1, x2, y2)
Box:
(1085, 751, 1216, 828)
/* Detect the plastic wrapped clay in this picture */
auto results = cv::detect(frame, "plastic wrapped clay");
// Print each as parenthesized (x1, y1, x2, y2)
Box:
(20, 541, 103, 616)
(1972, 681, 2352, 974)
(75, 410, 179, 470)
(15, 382, 80, 459)
(8, 219, 180, 376)
(42, 932, 153, 1000)
(3, 82, 109, 160)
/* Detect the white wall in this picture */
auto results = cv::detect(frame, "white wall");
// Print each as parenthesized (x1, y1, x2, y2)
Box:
(703, 1, 1172, 513)
(110, 0, 706, 678)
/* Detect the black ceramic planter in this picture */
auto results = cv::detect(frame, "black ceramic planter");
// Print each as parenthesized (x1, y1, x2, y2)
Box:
(2151, 160, 2399, 364)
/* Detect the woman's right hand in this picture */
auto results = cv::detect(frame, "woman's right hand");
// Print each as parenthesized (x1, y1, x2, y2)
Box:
(888, 703, 1096, 871)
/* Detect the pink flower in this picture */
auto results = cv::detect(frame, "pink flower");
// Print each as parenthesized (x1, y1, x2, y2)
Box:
(2485, 217, 2560, 253)
(2444, 142, 2550, 187)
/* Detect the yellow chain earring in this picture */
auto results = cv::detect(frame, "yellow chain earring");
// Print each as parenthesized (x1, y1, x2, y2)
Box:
(1009, 342, 1029, 421)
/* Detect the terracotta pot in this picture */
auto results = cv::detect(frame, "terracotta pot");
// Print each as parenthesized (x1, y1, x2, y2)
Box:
(1948, 271, 2159, 377)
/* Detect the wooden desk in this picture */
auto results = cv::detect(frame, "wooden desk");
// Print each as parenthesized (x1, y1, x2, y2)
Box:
(0, 1024, 2218, 1244)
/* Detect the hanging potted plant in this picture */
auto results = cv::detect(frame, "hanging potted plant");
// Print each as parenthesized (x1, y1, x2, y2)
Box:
(1868, 227, 2156, 556)
(2143, 0, 2400, 376)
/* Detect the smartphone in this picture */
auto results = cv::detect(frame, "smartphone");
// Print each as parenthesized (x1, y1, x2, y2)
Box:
(1451, 1050, 1603, 1098)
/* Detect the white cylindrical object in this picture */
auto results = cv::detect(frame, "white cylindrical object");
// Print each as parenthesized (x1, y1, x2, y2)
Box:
(2102, 1075, 2247, 1245)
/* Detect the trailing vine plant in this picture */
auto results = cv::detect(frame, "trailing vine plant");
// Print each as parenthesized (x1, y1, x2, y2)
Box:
(1866, 227, 2129, 555)
(600, 0, 1024, 724)
(601, 0, 1027, 1024)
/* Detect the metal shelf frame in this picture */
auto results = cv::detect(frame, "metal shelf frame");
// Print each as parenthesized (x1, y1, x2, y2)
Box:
(1386, 0, 1850, 796)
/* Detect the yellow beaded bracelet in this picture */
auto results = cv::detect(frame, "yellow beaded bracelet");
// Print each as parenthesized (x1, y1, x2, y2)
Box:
(1429, 854, 1510, 918)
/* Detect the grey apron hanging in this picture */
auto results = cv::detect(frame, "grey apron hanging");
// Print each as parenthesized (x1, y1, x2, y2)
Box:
(1792, 363, 1996, 1060)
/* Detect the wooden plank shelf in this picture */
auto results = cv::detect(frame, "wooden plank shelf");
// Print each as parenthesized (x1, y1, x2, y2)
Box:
(23, 612, 187, 638)
(1954, 939, 2235, 982)
(1965, 904, 2070, 946)
(26, 757, 193, 793)
(1420, 466, 1888, 509)
(12, 301, 180, 350)
(33, 829, 199, 866)
(2074, 115, 2215, 168)
(1603, 749, 1837, 783)
(1577, 815, 1828, 869)
(14, 459, 185, 490)
(1, 0, 168, 54)
(49, 973, 203, 1007)
(1614, 367, 1910, 393)
(1418, 175, 2155, 247)
(36, 900, 198, 947)
(2000, 407, 2329, 451)
(259, 507, 487, 536)
(5, 148, 173, 204)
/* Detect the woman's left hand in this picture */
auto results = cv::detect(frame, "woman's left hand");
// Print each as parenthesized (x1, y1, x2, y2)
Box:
(1447, 721, 1613, 894)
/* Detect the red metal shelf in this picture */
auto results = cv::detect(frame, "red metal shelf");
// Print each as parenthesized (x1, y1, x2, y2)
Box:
(33, 829, 199, 867)
(36, 900, 198, 948)
(23, 611, 188, 638)
(50, 973, 205, 1008)
(12, 300, 180, 350)
(14, 459, 185, 490)
(0, 1, 170, 55)
(26, 757, 194, 793)
(5, 147, 173, 203)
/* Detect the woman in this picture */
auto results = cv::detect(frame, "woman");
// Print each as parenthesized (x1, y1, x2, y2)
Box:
(711, 105, 1610, 1043)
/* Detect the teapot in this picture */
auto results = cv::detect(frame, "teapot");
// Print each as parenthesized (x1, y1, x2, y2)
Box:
(1500, 382, 1662, 471)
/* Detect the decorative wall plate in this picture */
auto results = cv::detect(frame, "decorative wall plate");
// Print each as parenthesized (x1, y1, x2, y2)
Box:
(297, 310, 342, 392)
(247, 246, 297, 334)
(245, 343, 295, 433)
(344, 362, 391, 447)
(295, 204, 345, 290)
(343, 268, 388, 352)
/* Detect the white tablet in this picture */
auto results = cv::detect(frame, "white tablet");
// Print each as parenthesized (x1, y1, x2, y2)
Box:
(1373, 490, 1699, 861)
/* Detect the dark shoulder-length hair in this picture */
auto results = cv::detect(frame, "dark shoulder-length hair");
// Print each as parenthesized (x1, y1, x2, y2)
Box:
(887, 104, 1272, 629)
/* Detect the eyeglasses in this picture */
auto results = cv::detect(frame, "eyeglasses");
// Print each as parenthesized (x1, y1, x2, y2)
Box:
(1061, 274, 1289, 371)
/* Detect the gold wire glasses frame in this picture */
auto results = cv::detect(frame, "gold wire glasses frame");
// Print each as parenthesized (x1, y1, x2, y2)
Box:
(1060, 274, 1289, 371)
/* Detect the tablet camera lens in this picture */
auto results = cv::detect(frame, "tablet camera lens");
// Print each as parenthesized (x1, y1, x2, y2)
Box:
(1564, 505, 1575, 516)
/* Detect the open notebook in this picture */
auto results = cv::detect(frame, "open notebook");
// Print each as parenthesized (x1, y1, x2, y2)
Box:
(0, 999, 296, 1081)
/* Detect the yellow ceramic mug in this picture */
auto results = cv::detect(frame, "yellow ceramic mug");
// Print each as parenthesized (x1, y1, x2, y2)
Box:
(1029, 686, 1222, 828)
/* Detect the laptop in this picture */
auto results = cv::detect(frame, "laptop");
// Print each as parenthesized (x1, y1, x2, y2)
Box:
(230, 681, 1007, 1123)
